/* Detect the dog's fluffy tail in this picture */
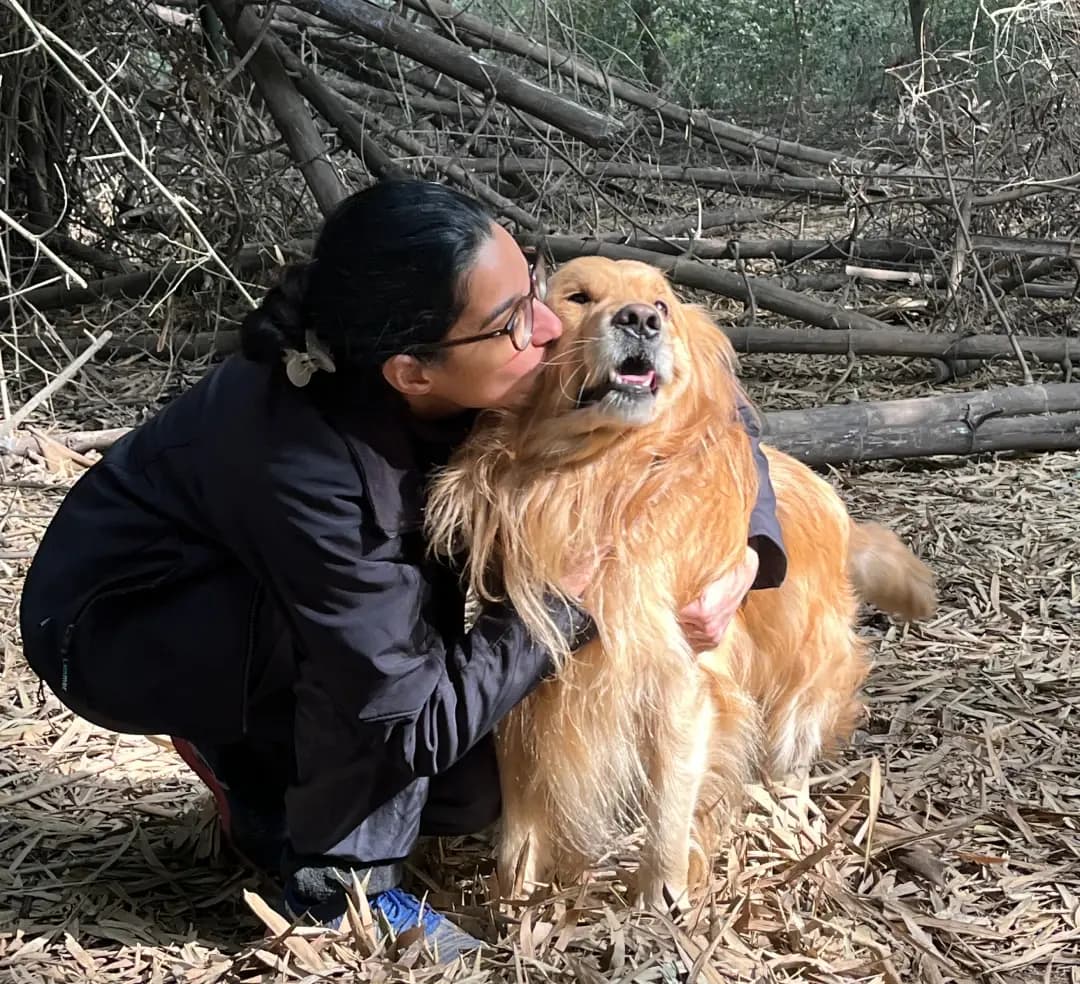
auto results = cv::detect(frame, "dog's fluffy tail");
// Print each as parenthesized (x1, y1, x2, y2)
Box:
(848, 521, 937, 622)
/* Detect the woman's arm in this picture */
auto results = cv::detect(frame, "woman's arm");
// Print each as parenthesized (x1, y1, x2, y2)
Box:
(232, 426, 592, 783)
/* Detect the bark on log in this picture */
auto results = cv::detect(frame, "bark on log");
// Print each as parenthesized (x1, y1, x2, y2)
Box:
(26, 316, 1078, 372)
(210, 0, 345, 215)
(970, 233, 1080, 261)
(723, 322, 1079, 365)
(9, 386, 1079, 466)
(541, 237, 897, 333)
(762, 384, 1080, 464)
(289, 0, 622, 148)
(439, 157, 854, 202)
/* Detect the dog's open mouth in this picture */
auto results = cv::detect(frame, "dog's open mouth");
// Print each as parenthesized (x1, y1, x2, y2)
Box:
(611, 355, 658, 394)
(577, 354, 660, 407)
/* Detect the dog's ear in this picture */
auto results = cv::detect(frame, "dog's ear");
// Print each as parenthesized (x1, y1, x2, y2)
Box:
(674, 300, 740, 374)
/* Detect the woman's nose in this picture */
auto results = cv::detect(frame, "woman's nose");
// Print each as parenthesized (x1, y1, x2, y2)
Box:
(531, 299, 563, 345)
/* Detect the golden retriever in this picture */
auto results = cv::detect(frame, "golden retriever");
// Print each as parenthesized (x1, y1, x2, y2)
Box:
(424, 256, 936, 909)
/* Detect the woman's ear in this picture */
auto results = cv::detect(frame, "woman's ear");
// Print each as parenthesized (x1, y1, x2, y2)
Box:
(382, 353, 435, 396)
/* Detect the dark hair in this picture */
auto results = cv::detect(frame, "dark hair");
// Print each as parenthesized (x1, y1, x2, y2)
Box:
(240, 180, 494, 372)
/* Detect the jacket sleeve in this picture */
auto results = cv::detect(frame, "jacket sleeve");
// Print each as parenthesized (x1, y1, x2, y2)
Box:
(736, 397, 788, 590)
(232, 425, 592, 785)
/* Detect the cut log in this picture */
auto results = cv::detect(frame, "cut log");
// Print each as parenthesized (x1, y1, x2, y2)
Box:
(289, 0, 622, 148)
(209, 0, 345, 215)
(762, 383, 1080, 464)
(439, 157, 853, 202)
(723, 322, 1078, 366)
(8, 386, 1079, 466)
(541, 236, 897, 333)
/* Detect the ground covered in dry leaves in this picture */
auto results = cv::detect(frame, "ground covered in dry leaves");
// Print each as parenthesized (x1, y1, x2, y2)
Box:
(0, 346, 1077, 984)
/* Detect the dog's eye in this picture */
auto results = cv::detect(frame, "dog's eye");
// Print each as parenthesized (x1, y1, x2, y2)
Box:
(655, 300, 670, 317)
(566, 291, 591, 304)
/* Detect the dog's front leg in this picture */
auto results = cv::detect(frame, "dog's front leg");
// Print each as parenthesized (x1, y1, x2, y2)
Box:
(638, 697, 712, 912)
(496, 806, 552, 899)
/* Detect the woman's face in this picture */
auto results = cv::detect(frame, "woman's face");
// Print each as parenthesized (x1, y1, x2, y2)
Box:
(383, 223, 564, 416)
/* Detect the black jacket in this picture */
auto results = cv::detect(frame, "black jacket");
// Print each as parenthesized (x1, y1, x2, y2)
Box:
(20, 355, 785, 848)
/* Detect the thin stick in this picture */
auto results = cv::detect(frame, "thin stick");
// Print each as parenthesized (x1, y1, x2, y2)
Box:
(0, 331, 113, 437)
(0, 208, 89, 288)
(4, 0, 257, 307)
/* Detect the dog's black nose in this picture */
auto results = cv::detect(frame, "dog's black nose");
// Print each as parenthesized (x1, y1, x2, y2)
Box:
(612, 303, 661, 340)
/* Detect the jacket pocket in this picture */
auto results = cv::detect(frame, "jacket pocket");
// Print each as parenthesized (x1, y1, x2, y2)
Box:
(59, 559, 261, 741)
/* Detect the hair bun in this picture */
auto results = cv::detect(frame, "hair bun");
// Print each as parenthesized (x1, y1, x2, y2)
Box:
(239, 262, 313, 364)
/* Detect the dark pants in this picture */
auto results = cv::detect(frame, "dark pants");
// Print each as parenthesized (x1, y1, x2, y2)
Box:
(24, 564, 502, 896)
(195, 730, 501, 876)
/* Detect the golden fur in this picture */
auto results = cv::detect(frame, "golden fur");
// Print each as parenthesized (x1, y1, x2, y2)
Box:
(424, 256, 937, 907)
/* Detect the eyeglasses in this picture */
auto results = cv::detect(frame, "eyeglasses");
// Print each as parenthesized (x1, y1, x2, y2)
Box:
(414, 247, 548, 354)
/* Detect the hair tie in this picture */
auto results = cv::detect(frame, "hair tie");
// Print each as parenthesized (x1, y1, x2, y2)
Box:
(283, 330, 336, 387)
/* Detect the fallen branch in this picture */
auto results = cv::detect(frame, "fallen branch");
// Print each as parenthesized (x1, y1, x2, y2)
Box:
(11, 384, 1080, 467)
(0, 331, 113, 437)
(440, 157, 854, 202)
(210, 0, 345, 215)
(9, 241, 312, 313)
(590, 236, 938, 265)
(970, 233, 1080, 261)
(540, 237, 898, 333)
(762, 383, 1080, 464)
(722, 322, 1077, 368)
(266, 33, 404, 180)
(0, 426, 130, 457)
(290, 0, 622, 148)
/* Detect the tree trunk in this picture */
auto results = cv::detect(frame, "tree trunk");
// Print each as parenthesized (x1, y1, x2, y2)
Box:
(632, 0, 664, 88)
(8, 386, 1080, 467)
(909, 0, 929, 58)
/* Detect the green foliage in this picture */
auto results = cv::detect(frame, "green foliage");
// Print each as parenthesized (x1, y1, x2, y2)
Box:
(483, 0, 1016, 124)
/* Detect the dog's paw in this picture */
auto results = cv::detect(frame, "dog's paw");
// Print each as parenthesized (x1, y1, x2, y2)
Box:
(637, 878, 692, 919)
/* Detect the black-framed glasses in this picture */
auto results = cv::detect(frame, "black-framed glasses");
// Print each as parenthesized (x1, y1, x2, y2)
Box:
(414, 246, 548, 354)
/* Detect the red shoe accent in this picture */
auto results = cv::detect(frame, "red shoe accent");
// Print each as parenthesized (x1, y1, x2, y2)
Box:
(171, 737, 233, 839)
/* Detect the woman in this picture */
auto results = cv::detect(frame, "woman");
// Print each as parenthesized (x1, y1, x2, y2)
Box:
(19, 180, 786, 959)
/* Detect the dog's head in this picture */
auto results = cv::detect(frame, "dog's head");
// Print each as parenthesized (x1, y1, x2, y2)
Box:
(527, 256, 736, 437)
(426, 254, 752, 666)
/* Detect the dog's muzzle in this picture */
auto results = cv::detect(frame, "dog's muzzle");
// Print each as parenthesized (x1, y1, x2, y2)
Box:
(575, 303, 668, 409)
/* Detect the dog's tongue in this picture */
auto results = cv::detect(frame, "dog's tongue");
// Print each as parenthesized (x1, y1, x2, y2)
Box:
(616, 369, 656, 386)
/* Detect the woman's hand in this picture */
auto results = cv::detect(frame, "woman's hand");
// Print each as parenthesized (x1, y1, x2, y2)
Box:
(679, 545, 759, 653)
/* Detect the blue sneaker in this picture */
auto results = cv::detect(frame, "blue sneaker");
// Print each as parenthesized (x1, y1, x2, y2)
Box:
(283, 883, 482, 962)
